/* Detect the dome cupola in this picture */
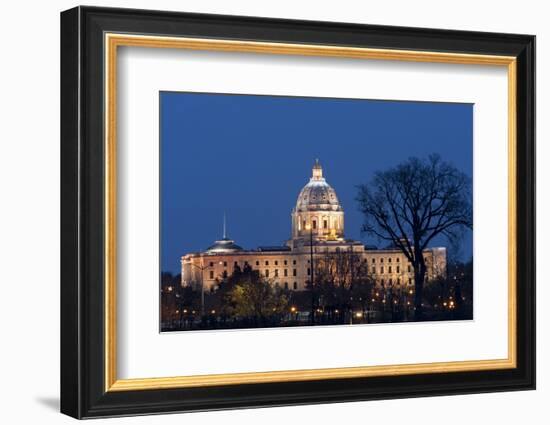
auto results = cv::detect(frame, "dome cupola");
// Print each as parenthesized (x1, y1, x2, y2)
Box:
(291, 160, 344, 242)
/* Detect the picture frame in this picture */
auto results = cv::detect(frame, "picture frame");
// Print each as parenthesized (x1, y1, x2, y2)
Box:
(60, 5, 535, 419)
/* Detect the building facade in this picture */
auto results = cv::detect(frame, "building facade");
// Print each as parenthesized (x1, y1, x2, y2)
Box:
(181, 161, 446, 292)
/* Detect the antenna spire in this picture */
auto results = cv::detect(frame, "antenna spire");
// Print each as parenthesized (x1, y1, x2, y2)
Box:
(223, 211, 227, 239)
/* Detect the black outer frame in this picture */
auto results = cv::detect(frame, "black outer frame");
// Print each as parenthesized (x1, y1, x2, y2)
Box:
(60, 6, 535, 419)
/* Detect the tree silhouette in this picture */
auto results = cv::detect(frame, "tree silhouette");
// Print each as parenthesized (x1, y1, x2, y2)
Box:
(356, 154, 472, 319)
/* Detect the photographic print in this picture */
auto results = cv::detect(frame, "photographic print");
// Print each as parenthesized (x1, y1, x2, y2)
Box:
(160, 92, 473, 332)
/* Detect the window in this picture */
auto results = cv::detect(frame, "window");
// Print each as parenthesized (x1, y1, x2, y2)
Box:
(223, 261, 227, 267)
(302, 220, 306, 229)
(209, 262, 214, 267)
(209, 270, 214, 279)
(256, 261, 259, 266)
(284, 269, 288, 277)
(389, 278, 393, 285)
(372, 258, 375, 263)
(307, 268, 311, 276)
(265, 270, 269, 277)
(312, 220, 317, 229)
(381, 279, 385, 286)
(265, 260, 269, 266)
(293, 260, 296, 265)
(323, 220, 328, 229)
(407, 265, 411, 273)
(244, 261, 248, 266)
(396, 258, 400, 263)
(397, 266, 400, 273)
(371, 266, 376, 274)
(380, 266, 384, 274)
(293, 269, 297, 276)
(222, 270, 228, 278)
(275, 260, 278, 266)
(408, 277, 412, 285)
(293, 282, 298, 290)
(275, 269, 279, 277)
(388, 266, 392, 273)
(380, 258, 384, 263)
(234, 261, 238, 267)
(284, 282, 289, 289)
(388, 258, 392, 263)
(397, 278, 401, 285)
(284, 260, 287, 265)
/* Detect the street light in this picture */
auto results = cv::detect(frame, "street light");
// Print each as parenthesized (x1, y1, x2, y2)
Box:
(186, 261, 212, 317)
(305, 222, 315, 325)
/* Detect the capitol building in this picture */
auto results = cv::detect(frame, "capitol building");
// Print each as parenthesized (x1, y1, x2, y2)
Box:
(181, 160, 446, 292)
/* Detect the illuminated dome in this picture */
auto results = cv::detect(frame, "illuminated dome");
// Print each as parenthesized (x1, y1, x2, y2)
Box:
(205, 215, 243, 253)
(206, 237, 243, 253)
(291, 160, 345, 242)
(295, 159, 343, 213)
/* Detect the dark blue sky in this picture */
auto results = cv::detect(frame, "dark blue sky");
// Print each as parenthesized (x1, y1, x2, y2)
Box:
(161, 92, 473, 274)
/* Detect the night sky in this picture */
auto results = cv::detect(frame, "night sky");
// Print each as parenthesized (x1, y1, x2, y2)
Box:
(161, 92, 473, 274)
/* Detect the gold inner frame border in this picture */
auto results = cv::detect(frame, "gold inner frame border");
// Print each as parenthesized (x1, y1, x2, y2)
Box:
(104, 33, 517, 392)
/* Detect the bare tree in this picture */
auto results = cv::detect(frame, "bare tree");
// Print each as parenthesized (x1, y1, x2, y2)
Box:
(356, 154, 472, 319)
(314, 247, 373, 323)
